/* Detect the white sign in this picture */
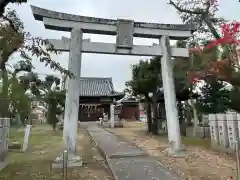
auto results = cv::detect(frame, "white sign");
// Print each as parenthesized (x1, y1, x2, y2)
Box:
(22, 125, 31, 152)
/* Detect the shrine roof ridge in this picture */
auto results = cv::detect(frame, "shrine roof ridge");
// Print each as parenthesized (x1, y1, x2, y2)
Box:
(31, 5, 197, 31)
(79, 77, 124, 97)
(80, 77, 112, 81)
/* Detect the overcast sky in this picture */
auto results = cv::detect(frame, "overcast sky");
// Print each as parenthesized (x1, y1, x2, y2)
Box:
(7, 0, 240, 91)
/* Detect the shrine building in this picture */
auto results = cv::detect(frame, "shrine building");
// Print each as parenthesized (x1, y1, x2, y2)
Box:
(77, 77, 124, 122)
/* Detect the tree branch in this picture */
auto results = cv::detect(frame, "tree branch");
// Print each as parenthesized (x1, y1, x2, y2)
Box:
(203, 16, 221, 39)
(1, 14, 17, 32)
(0, 0, 10, 15)
(169, 0, 205, 14)
(0, 0, 27, 15)
(205, 0, 211, 13)
(168, 0, 221, 40)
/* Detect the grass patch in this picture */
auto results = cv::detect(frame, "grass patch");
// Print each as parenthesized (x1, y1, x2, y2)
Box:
(0, 125, 113, 180)
(182, 136, 211, 148)
(123, 121, 211, 148)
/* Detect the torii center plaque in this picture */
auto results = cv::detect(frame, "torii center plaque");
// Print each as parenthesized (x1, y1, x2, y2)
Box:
(116, 19, 133, 49)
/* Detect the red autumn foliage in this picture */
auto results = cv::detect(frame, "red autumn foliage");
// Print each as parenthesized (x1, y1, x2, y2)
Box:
(187, 71, 202, 84)
(206, 22, 240, 49)
(187, 21, 240, 83)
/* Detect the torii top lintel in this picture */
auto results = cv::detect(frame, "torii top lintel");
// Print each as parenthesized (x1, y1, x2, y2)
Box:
(31, 5, 196, 39)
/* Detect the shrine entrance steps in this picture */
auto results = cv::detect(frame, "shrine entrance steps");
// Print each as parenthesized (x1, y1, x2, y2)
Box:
(86, 125, 179, 180)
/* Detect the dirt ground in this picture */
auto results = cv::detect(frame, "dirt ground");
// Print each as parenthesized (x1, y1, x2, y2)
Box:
(107, 122, 236, 180)
(0, 125, 113, 180)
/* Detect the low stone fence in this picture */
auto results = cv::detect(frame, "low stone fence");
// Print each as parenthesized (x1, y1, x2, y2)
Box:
(209, 112, 240, 153)
(0, 118, 10, 171)
(186, 126, 210, 138)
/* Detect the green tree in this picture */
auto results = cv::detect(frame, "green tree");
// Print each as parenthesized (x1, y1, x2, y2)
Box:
(196, 80, 231, 114)
(31, 75, 65, 130)
(126, 54, 193, 134)
(0, 0, 27, 16)
(8, 72, 31, 125)
(0, 8, 73, 117)
(125, 57, 162, 133)
(45, 89, 65, 130)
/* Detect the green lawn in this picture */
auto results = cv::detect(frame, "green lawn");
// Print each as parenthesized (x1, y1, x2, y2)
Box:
(0, 125, 113, 180)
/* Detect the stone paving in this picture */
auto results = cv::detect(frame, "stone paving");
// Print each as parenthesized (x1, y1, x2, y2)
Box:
(86, 126, 179, 180)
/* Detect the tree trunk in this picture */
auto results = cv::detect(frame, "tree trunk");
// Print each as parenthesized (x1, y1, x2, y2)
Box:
(188, 99, 199, 137)
(52, 123, 56, 131)
(203, 16, 221, 39)
(151, 100, 158, 135)
(0, 64, 9, 117)
(146, 102, 152, 133)
(178, 101, 186, 135)
(157, 103, 163, 132)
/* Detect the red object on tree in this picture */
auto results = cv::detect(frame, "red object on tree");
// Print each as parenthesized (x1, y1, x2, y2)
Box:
(187, 21, 240, 84)
(187, 71, 201, 84)
(189, 47, 203, 53)
(206, 21, 240, 49)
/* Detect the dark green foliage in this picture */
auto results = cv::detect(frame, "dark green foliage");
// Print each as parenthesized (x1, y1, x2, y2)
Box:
(0, 7, 73, 117)
(45, 90, 65, 130)
(196, 81, 230, 114)
(229, 89, 240, 112)
(125, 57, 162, 133)
(9, 75, 31, 125)
(125, 57, 162, 96)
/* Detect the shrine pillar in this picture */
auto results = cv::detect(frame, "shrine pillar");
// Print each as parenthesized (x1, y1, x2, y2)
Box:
(160, 36, 182, 153)
(110, 98, 116, 128)
(63, 28, 82, 154)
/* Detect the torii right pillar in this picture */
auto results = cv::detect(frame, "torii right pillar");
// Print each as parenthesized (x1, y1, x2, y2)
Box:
(160, 36, 183, 155)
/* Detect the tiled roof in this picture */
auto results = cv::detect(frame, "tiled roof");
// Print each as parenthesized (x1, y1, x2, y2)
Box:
(79, 77, 124, 97)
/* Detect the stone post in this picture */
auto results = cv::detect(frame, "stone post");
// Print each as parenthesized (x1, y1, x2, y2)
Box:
(63, 28, 82, 153)
(159, 36, 182, 153)
(110, 98, 115, 128)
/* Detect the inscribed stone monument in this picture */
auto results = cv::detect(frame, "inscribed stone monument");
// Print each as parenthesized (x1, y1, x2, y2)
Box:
(217, 113, 228, 148)
(0, 118, 10, 171)
(22, 125, 31, 152)
(209, 114, 219, 145)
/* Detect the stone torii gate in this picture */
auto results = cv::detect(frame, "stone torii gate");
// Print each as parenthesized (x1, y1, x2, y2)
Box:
(31, 5, 195, 163)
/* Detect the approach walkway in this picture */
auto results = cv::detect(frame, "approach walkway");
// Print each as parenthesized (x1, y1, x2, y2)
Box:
(86, 125, 179, 180)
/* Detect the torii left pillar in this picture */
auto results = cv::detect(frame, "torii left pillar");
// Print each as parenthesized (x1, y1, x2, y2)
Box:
(53, 28, 83, 168)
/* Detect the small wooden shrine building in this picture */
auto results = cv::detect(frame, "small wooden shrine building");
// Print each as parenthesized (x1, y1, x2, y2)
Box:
(115, 98, 139, 121)
(78, 77, 124, 122)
